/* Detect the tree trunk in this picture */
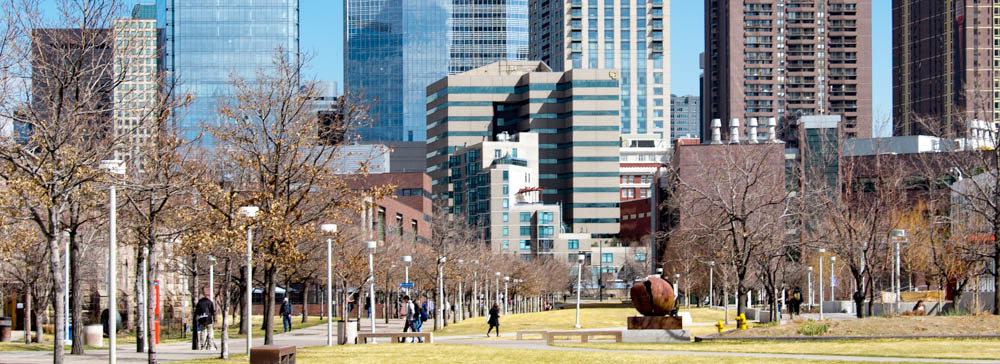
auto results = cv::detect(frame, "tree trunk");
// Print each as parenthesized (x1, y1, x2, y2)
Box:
(33, 304, 43, 346)
(47, 219, 66, 364)
(147, 243, 160, 364)
(302, 282, 309, 324)
(190, 255, 199, 350)
(993, 243, 999, 315)
(70, 235, 84, 354)
(853, 273, 864, 319)
(134, 248, 145, 353)
(262, 266, 276, 345)
(23, 289, 31, 345)
(220, 259, 231, 359)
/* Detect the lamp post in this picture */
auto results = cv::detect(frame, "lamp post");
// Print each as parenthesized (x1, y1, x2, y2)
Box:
(708, 261, 715, 307)
(830, 256, 836, 302)
(575, 254, 584, 328)
(239, 205, 258, 353)
(890, 229, 906, 314)
(503, 276, 510, 315)
(807, 266, 813, 310)
(471, 260, 479, 317)
(321, 224, 337, 346)
(99, 159, 125, 364)
(818, 248, 825, 320)
(656, 267, 663, 278)
(457, 259, 465, 321)
(495, 272, 500, 310)
(674, 273, 681, 306)
(365, 241, 377, 336)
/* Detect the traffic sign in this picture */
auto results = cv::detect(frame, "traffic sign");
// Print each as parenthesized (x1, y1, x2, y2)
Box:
(400, 282, 414, 288)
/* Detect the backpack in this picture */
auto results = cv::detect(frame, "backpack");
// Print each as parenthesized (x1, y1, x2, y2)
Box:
(792, 292, 801, 301)
(419, 303, 429, 321)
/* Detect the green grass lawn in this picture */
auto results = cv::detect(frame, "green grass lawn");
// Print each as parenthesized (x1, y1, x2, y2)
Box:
(434, 307, 735, 337)
(555, 339, 1000, 361)
(172, 344, 866, 364)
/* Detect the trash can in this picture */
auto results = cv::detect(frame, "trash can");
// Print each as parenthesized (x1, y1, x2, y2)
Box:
(85, 324, 104, 347)
(0, 317, 11, 342)
(337, 320, 357, 345)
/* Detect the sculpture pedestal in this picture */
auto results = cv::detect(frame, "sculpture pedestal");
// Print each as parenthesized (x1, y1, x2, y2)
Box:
(627, 316, 683, 330)
(622, 329, 691, 343)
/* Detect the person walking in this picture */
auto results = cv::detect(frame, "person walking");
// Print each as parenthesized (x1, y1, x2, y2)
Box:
(280, 297, 293, 333)
(412, 297, 427, 343)
(791, 287, 803, 317)
(195, 290, 216, 350)
(402, 295, 415, 342)
(486, 303, 501, 337)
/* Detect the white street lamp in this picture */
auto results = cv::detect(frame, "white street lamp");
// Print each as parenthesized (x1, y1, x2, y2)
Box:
(471, 260, 479, 317)
(574, 254, 585, 328)
(239, 205, 258, 353)
(890, 229, 906, 314)
(807, 266, 813, 310)
(708, 261, 715, 307)
(830, 256, 837, 302)
(503, 276, 510, 315)
(495, 272, 500, 310)
(401, 255, 412, 296)
(321, 223, 337, 346)
(99, 159, 125, 364)
(365, 241, 377, 338)
(141, 246, 148, 353)
(674, 274, 681, 305)
(457, 259, 465, 321)
(818, 248, 825, 320)
(207, 255, 216, 347)
(62, 231, 70, 346)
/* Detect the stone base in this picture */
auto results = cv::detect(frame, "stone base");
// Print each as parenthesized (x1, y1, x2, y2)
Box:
(622, 329, 691, 343)
(627, 316, 683, 330)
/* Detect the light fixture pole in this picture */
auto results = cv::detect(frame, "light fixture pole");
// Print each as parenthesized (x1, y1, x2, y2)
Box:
(239, 205, 259, 353)
(830, 256, 836, 302)
(365, 241, 377, 336)
(321, 224, 337, 346)
(674, 273, 681, 305)
(495, 272, 500, 310)
(708, 261, 715, 307)
(471, 260, 479, 317)
(575, 254, 584, 328)
(208, 255, 216, 346)
(401, 255, 412, 296)
(100, 159, 125, 364)
(891, 229, 905, 314)
(62, 231, 70, 345)
(457, 259, 465, 321)
(807, 266, 813, 310)
(818, 248, 825, 320)
(503, 276, 510, 315)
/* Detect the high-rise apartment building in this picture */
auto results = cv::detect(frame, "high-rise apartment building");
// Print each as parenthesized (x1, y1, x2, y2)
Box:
(530, 0, 670, 140)
(670, 95, 700, 141)
(113, 4, 158, 160)
(427, 61, 622, 236)
(345, 0, 528, 142)
(158, 0, 299, 146)
(703, 0, 872, 141)
(892, 0, 995, 137)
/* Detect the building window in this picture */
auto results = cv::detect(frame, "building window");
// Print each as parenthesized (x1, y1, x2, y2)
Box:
(519, 240, 531, 250)
(502, 226, 509, 236)
(540, 212, 554, 224)
(568, 239, 579, 250)
(540, 226, 554, 238)
(502, 212, 509, 222)
(520, 226, 531, 236)
(520, 212, 531, 222)
(502, 240, 509, 250)
(495, 149, 501, 158)
(602, 253, 613, 264)
(503, 170, 509, 181)
(635, 253, 647, 262)
(512, 148, 518, 158)
(503, 198, 509, 208)
(503, 184, 509, 194)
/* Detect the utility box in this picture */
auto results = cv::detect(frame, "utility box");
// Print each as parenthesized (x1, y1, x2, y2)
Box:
(250, 345, 296, 364)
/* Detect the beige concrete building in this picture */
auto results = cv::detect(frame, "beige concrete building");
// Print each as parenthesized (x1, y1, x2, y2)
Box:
(427, 60, 621, 237)
(112, 4, 158, 161)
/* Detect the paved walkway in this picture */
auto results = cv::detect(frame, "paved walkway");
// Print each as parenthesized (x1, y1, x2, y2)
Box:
(3, 315, 997, 364)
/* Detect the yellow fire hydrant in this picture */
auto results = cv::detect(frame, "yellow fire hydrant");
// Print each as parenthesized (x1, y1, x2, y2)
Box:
(715, 320, 725, 333)
(736, 313, 747, 330)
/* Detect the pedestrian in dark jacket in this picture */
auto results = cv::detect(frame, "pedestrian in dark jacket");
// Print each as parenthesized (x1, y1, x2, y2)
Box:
(487, 303, 501, 337)
(195, 293, 216, 350)
(281, 297, 293, 332)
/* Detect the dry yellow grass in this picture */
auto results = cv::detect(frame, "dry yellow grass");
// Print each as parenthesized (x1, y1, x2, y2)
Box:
(557, 338, 1000, 361)
(434, 307, 731, 337)
(173, 344, 866, 364)
(727, 315, 1000, 337)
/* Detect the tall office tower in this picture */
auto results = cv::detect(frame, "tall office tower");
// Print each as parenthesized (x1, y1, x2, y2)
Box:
(427, 61, 622, 236)
(893, 0, 995, 137)
(450, 0, 530, 74)
(530, 0, 670, 140)
(670, 94, 700, 141)
(113, 4, 158, 161)
(703, 0, 872, 141)
(345, 0, 529, 142)
(158, 0, 299, 146)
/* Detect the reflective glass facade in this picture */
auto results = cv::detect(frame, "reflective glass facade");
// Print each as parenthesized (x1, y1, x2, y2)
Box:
(158, 0, 299, 146)
(346, 0, 528, 142)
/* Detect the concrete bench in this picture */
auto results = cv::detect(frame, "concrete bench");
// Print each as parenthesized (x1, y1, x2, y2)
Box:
(516, 330, 548, 340)
(358, 332, 433, 344)
(545, 330, 622, 345)
(249, 345, 295, 364)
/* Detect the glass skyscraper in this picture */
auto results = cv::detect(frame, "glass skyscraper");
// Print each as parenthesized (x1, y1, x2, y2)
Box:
(157, 0, 299, 146)
(345, 0, 528, 142)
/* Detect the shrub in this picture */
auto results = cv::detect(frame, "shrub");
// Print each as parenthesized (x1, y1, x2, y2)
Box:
(797, 321, 829, 336)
